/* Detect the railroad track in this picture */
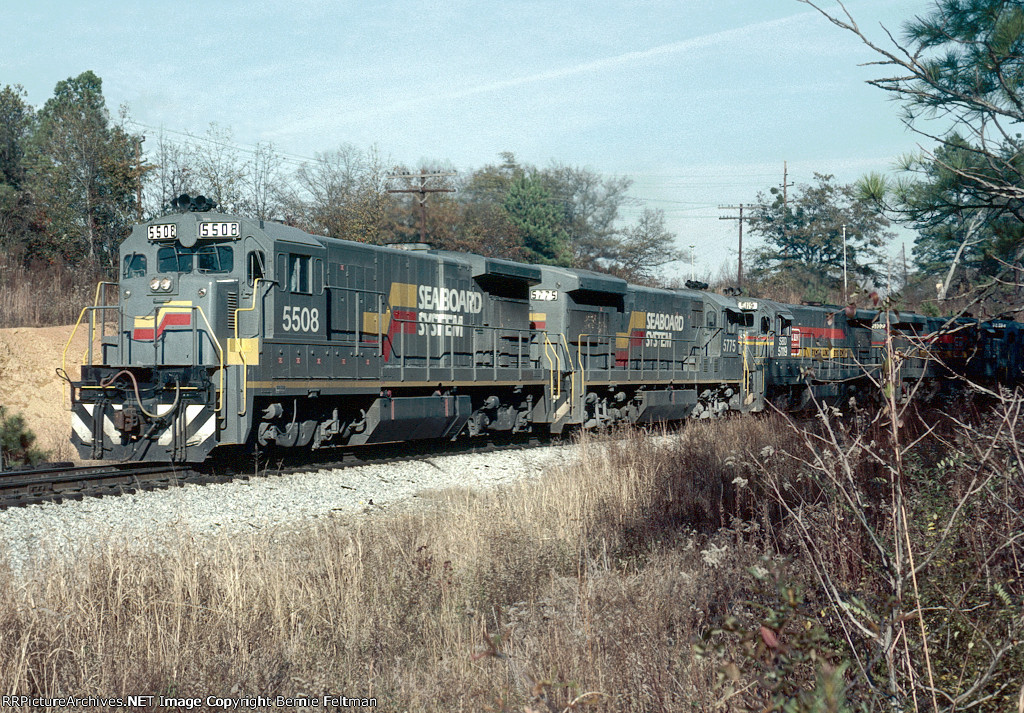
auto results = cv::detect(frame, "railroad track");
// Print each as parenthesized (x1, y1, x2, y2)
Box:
(247, 434, 550, 477)
(0, 434, 553, 510)
(0, 462, 204, 509)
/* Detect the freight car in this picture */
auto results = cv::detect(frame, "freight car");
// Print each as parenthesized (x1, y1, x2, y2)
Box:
(64, 203, 1018, 463)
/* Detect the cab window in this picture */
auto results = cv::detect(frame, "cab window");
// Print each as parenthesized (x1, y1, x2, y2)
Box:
(247, 250, 266, 286)
(289, 254, 311, 294)
(122, 253, 147, 278)
(197, 245, 233, 273)
(156, 245, 234, 274)
(726, 310, 753, 333)
(706, 311, 717, 329)
(158, 247, 192, 273)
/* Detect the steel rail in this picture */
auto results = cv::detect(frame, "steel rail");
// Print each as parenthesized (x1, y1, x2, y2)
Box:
(0, 434, 563, 510)
(0, 463, 196, 509)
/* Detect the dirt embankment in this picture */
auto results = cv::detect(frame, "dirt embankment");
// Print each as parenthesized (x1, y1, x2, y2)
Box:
(0, 324, 91, 461)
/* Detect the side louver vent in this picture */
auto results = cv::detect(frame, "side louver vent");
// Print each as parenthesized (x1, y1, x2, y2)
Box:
(226, 291, 238, 331)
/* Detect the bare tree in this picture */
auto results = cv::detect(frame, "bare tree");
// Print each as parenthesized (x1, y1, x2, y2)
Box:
(192, 123, 246, 214)
(144, 130, 197, 218)
(285, 144, 393, 242)
(805, 0, 1024, 302)
(243, 141, 284, 221)
(611, 208, 680, 284)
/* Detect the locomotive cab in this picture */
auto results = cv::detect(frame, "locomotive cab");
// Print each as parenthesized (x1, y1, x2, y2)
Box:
(120, 217, 241, 366)
(70, 211, 271, 462)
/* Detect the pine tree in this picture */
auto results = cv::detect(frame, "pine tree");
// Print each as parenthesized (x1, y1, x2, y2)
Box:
(27, 71, 141, 265)
(0, 405, 46, 468)
(502, 173, 572, 266)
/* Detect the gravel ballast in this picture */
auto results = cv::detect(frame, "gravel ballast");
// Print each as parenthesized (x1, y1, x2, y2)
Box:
(0, 443, 579, 572)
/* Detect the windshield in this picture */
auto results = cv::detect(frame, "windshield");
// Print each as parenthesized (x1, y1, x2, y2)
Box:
(122, 253, 147, 278)
(157, 245, 234, 274)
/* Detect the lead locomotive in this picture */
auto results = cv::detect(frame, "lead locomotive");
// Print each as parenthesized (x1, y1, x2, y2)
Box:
(67, 201, 1023, 462)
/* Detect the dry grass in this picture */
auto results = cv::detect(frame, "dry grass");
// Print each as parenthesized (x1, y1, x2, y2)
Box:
(0, 420, 796, 711)
(1, 407, 1018, 711)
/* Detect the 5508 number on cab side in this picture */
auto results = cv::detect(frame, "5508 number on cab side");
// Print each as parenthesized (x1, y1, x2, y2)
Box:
(281, 306, 320, 333)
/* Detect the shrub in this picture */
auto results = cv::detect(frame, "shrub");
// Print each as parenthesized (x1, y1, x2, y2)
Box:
(0, 405, 47, 467)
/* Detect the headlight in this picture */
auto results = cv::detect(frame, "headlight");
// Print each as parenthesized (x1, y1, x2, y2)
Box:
(123, 289, 131, 298)
(149, 277, 160, 291)
(160, 277, 172, 291)
(197, 287, 207, 297)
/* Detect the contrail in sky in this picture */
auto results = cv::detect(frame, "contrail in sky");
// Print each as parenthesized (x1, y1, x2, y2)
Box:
(276, 10, 814, 133)
(436, 12, 812, 101)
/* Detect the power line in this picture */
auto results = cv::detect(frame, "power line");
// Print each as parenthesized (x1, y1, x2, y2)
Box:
(125, 119, 787, 224)
(387, 170, 456, 244)
(124, 119, 319, 168)
(627, 197, 717, 205)
(620, 172, 781, 179)
(718, 203, 753, 289)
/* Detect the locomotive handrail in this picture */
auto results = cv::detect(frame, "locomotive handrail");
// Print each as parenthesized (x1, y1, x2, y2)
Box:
(88, 281, 118, 349)
(576, 335, 593, 411)
(62, 304, 110, 409)
(191, 305, 225, 415)
(63, 306, 92, 380)
(567, 331, 706, 382)
(741, 332, 753, 401)
(232, 277, 268, 417)
(62, 305, 122, 373)
(386, 311, 537, 385)
(558, 333, 576, 412)
(543, 335, 561, 400)
(62, 281, 121, 377)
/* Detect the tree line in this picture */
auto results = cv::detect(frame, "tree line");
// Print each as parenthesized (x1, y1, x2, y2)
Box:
(1, 0, 1021, 305)
(0, 70, 904, 300)
(700, 0, 1024, 309)
(0, 74, 679, 285)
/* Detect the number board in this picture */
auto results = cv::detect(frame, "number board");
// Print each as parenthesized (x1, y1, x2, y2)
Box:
(531, 289, 558, 301)
(199, 222, 240, 238)
(147, 224, 177, 241)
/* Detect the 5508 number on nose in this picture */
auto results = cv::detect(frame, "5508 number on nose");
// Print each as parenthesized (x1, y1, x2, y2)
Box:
(281, 306, 319, 332)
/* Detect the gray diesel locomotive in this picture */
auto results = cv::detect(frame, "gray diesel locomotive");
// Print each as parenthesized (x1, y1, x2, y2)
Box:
(66, 206, 1022, 463)
(66, 207, 776, 462)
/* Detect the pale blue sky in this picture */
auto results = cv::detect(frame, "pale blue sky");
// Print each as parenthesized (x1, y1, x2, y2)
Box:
(2, 0, 932, 278)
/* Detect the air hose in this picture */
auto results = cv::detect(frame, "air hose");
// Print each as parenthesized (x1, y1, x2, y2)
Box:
(99, 370, 181, 419)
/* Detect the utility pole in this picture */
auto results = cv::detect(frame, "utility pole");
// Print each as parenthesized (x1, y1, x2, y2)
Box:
(901, 242, 908, 289)
(781, 161, 793, 215)
(842, 224, 848, 301)
(780, 161, 794, 244)
(718, 204, 750, 289)
(387, 169, 456, 244)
